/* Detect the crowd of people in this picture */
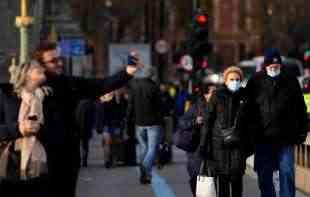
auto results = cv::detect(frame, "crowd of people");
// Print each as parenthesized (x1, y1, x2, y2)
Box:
(0, 42, 308, 197)
(178, 49, 308, 197)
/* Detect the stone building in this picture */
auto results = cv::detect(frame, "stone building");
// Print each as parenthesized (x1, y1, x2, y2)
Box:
(210, 0, 261, 67)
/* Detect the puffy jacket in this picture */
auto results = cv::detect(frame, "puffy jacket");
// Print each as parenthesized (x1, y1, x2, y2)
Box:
(245, 70, 308, 145)
(201, 86, 249, 176)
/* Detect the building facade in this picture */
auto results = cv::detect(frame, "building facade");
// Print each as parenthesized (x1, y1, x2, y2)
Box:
(211, 0, 261, 67)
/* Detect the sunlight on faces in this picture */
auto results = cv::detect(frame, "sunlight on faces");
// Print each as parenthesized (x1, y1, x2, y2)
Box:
(26, 63, 46, 88)
(224, 72, 241, 87)
(42, 49, 64, 75)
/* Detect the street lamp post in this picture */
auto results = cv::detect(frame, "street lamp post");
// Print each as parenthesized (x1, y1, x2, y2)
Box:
(16, 0, 34, 64)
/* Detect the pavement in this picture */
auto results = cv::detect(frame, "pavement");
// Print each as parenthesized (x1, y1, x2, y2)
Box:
(77, 134, 309, 197)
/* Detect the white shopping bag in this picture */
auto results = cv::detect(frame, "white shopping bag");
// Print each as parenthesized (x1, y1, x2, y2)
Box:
(196, 175, 216, 197)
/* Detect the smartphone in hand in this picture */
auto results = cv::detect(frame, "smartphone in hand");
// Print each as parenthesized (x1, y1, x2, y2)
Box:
(128, 52, 138, 66)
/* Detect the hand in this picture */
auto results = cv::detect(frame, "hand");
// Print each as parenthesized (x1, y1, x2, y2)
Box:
(196, 116, 204, 125)
(126, 57, 144, 76)
(126, 65, 138, 76)
(19, 120, 40, 137)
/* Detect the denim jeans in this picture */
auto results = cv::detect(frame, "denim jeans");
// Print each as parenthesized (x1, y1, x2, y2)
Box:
(136, 125, 162, 174)
(254, 144, 295, 197)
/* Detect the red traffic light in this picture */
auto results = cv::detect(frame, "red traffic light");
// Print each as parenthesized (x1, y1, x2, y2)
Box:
(304, 51, 310, 61)
(196, 14, 208, 25)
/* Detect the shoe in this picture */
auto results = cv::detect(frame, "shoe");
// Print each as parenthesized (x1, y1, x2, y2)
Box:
(139, 165, 151, 184)
(105, 161, 112, 169)
(82, 160, 88, 168)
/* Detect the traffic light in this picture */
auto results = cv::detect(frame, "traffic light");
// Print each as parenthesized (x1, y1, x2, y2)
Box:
(193, 12, 209, 40)
(304, 50, 310, 69)
(188, 11, 211, 71)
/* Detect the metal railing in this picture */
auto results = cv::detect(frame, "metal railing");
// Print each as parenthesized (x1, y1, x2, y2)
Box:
(295, 134, 310, 169)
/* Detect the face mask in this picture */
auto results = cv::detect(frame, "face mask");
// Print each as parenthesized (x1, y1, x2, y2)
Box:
(266, 68, 281, 78)
(227, 80, 241, 92)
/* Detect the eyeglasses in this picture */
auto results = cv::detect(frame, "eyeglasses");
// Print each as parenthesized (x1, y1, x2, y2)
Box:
(43, 57, 64, 65)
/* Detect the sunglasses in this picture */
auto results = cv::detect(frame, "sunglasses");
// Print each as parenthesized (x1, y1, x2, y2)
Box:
(43, 57, 64, 64)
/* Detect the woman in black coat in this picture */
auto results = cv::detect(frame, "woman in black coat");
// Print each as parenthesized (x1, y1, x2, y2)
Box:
(201, 66, 250, 197)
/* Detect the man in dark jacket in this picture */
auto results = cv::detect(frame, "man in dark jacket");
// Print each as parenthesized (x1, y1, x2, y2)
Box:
(30, 42, 139, 197)
(127, 66, 162, 184)
(246, 48, 308, 197)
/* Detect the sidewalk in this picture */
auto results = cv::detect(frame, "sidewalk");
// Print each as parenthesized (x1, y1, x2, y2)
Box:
(77, 135, 309, 197)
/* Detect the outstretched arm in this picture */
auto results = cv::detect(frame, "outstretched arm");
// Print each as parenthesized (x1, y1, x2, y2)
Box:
(69, 65, 139, 100)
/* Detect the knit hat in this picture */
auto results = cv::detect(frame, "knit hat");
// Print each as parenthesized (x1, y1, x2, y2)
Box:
(263, 48, 282, 68)
(223, 66, 244, 82)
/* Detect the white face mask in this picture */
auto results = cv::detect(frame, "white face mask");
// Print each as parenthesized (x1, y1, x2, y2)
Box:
(227, 80, 241, 92)
(266, 67, 281, 78)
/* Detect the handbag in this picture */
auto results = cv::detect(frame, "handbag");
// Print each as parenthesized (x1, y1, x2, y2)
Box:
(221, 101, 244, 147)
(173, 104, 203, 152)
(173, 127, 200, 152)
(196, 161, 216, 197)
(0, 141, 21, 182)
(0, 140, 48, 181)
(157, 142, 172, 167)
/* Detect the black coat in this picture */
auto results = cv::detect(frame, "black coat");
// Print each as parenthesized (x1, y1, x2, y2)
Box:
(245, 70, 308, 145)
(202, 86, 248, 176)
(178, 99, 206, 178)
(75, 99, 96, 140)
(127, 78, 162, 126)
(43, 71, 131, 167)
(95, 97, 127, 132)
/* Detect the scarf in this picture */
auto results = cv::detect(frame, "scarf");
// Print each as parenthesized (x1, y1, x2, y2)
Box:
(15, 88, 47, 180)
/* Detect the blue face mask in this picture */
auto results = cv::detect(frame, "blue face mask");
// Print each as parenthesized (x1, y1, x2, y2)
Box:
(227, 80, 241, 92)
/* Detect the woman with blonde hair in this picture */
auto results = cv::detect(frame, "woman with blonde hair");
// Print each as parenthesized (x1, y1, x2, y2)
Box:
(200, 66, 251, 197)
(0, 60, 50, 197)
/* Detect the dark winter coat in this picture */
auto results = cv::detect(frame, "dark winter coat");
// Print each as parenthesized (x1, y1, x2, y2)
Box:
(95, 97, 127, 132)
(102, 97, 127, 128)
(43, 70, 131, 168)
(160, 91, 174, 116)
(245, 70, 308, 145)
(201, 86, 248, 176)
(127, 78, 162, 126)
(178, 99, 206, 178)
(75, 99, 96, 140)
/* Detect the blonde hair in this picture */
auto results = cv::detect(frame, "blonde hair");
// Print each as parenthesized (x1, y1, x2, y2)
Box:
(9, 60, 52, 96)
(223, 66, 244, 82)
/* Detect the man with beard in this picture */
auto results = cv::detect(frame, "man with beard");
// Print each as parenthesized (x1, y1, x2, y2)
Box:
(33, 41, 139, 197)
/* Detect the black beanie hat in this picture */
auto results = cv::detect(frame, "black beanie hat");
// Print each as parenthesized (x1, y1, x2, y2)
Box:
(263, 48, 282, 68)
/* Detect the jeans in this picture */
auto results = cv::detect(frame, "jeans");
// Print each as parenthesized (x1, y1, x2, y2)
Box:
(136, 125, 162, 174)
(254, 144, 295, 197)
